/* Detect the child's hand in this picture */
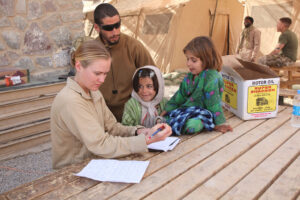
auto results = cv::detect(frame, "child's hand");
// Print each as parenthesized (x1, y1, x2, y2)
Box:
(145, 123, 172, 144)
(214, 124, 233, 134)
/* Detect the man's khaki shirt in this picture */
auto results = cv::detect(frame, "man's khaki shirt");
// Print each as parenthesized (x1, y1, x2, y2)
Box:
(97, 33, 155, 122)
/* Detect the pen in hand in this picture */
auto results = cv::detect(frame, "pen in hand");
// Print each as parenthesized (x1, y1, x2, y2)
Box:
(149, 127, 164, 139)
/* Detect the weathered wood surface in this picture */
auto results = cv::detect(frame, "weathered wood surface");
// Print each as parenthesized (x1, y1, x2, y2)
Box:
(0, 82, 65, 103)
(0, 82, 65, 158)
(0, 94, 55, 114)
(1, 106, 299, 200)
(0, 132, 50, 160)
(270, 65, 300, 89)
(259, 156, 300, 200)
(0, 120, 49, 144)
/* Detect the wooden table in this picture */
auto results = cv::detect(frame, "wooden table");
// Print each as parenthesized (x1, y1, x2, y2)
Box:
(270, 65, 300, 89)
(1, 106, 299, 200)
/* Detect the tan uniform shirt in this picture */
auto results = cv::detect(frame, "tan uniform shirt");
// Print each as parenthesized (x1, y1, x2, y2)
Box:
(51, 78, 148, 169)
(236, 26, 261, 62)
(97, 33, 155, 122)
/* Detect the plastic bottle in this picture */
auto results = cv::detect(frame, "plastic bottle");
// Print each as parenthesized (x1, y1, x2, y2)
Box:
(291, 90, 300, 127)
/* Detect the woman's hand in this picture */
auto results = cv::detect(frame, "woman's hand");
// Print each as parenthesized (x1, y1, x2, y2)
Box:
(145, 123, 172, 145)
(214, 124, 233, 134)
(136, 128, 151, 135)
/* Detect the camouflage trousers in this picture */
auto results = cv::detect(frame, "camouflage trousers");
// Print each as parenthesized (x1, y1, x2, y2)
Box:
(258, 54, 294, 67)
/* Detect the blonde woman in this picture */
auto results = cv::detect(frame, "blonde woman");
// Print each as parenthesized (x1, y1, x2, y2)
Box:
(51, 40, 172, 169)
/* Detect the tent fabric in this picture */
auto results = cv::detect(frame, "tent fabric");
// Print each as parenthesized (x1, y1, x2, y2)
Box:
(83, 0, 244, 73)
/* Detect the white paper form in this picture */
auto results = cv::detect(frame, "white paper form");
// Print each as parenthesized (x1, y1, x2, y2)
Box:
(75, 159, 150, 183)
(147, 136, 180, 152)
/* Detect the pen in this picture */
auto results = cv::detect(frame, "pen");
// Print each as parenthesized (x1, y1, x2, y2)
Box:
(149, 127, 163, 139)
(169, 138, 179, 146)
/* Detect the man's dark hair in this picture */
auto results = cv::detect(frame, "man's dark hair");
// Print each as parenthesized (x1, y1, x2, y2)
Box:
(245, 16, 254, 24)
(94, 3, 119, 25)
(280, 17, 292, 27)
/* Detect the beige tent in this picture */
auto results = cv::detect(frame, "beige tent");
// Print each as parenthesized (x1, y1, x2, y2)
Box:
(83, 0, 244, 73)
(243, 0, 300, 60)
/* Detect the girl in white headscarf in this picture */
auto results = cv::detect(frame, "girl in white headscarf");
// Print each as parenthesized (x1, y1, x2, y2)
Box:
(122, 66, 168, 128)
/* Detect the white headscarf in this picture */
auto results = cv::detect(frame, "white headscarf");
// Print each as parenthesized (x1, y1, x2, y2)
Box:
(131, 65, 165, 128)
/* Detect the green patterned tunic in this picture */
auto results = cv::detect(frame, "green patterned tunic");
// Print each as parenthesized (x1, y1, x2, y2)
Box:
(122, 97, 168, 126)
(164, 69, 226, 134)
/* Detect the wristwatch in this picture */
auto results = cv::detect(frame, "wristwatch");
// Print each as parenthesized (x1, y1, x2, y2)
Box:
(135, 127, 144, 136)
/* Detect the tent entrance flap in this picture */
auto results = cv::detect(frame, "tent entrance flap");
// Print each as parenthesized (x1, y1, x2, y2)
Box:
(211, 12, 230, 56)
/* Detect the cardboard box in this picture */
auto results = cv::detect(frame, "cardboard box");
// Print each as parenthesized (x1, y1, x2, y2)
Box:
(0, 67, 30, 87)
(221, 55, 280, 120)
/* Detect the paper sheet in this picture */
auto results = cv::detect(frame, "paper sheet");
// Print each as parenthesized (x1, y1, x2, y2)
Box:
(75, 159, 150, 183)
(147, 136, 180, 152)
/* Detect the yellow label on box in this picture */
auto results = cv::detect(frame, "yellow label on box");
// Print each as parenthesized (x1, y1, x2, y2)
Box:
(222, 79, 237, 109)
(247, 85, 277, 113)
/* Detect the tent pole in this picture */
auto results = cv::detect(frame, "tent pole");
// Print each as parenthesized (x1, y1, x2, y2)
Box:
(89, 24, 94, 37)
(227, 15, 230, 55)
(210, 0, 219, 37)
(134, 8, 143, 39)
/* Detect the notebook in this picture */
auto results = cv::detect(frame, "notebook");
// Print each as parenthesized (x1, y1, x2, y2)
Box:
(147, 136, 180, 152)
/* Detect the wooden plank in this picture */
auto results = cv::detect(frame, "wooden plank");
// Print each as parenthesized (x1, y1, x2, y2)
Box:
(270, 66, 300, 72)
(0, 120, 49, 144)
(259, 156, 300, 200)
(0, 132, 50, 160)
(144, 116, 243, 178)
(279, 88, 297, 97)
(33, 153, 160, 200)
(141, 108, 291, 200)
(34, 178, 99, 200)
(0, 94, 55, 115)
(224, 109, 234, 119)
(2, 151, 159, 200)
(0, 195, 8, 200)
(0, 104, 50, 120)
(284, 79, 300, 88)
(44, 116, 243, 200)
(3, 162, 86, 200)
(183, 118, 298, 199)
(0, 82, 65, 103)
(104, 120, 273, 199)
(0, 106, 50, 131)
(221, 131, 300, 200)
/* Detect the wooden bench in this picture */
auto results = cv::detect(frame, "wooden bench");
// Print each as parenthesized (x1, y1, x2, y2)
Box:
(270, 65, 300, 89)
(0, 81, 66, 160)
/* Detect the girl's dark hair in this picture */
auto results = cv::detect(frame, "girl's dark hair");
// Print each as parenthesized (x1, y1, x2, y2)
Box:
(183, 36, 222, 72)
(133, 68, 159, 93)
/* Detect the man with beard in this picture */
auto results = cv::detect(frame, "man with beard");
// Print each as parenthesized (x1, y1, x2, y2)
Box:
(93, 3, 155, 122)
(236, 16, 261, 62)
(258, 17, 298, 67)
